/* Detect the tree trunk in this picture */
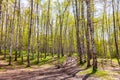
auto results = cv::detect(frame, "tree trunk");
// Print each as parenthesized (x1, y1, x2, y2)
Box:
(4, 0, 8, 59)
(0, 0, 3, 54)
(85, 0, 91, 67)
(112, 0, 120, 66)
(0, 0, 2, 17)
(86, 0, 97, 70)
(9, 0, 17, 65)
(74, 0, 83, 64)
(27, 0, 33, 67)
(37, 0, 40, 63)
(81, 0, 86, 62)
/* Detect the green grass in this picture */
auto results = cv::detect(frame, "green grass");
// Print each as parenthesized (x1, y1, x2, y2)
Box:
(77, 67, 113, 80)
(72, 53, 78, 57)
(25, 53, 67, 66)
(117, 72, 120, 74)
(112, 59, 118, 63)
(0, 67, 5, 71)
(77, 58, 117, 80)
(58, 56, 67, 63)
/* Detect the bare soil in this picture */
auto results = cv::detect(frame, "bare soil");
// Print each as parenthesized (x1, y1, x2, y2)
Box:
(0, 57, 120, 80)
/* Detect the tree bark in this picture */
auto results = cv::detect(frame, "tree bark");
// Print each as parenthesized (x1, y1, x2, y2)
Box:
(9, 0, 17, 65)
(4, 0, 8, 59)
(37, 0, 40, 63)
(74, 0, 83, 64)
(81, 0, 86, 62)
(86, 0, 97, 70)
(0, 0, 3, 54)
(112, 0, 120, 66)
(27, 0, 33, 67)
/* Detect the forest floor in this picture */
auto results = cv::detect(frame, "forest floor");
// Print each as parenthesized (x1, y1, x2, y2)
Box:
(0, 55, 120, 80)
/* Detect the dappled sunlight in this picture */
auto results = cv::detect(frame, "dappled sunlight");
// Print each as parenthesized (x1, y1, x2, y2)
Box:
(0, 0, 120, 80)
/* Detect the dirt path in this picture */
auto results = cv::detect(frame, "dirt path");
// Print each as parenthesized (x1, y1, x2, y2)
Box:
(0, 57, 79, 80)
(0, 57, 120, 80)
(0, 63, 99, 80)
(0, 57, 98, 80)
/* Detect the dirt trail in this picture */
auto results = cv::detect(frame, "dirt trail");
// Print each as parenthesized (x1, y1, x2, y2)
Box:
(0, 57, 79, 80)
(0, 57, 119, 80)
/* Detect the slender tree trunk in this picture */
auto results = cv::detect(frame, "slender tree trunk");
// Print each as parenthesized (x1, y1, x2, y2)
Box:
(27, 0, 33, 67)
(86, 0, 97, 70)
(0, 0, 2, 18)
(0, 0, 3, 54)
(116, 0, 120, 57)
(0, 8, 4, 54)
(15, 0, 20, 61)
(4, 0, 8, 59)
(37, 0, 40, 63)
(108, 15, 113, 65)
(0, 0, 2, 17)
(59, 13, 65, 57)
(18, 0, 23, 63)
(50, 19, 54, 57)
(31, 18, 35, 59)
(81, 0, 86, 62)
(85, 0, 91, 67)
(112, 0, 120, 66)
(102, 0, 107, 60)
(9, 0, 17, 65)
(74, 0, 83, 64)
(44, 0, 50, 58)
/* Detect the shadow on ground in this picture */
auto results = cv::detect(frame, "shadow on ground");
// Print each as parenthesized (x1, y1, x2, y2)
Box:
(82, 70, 97, 80)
